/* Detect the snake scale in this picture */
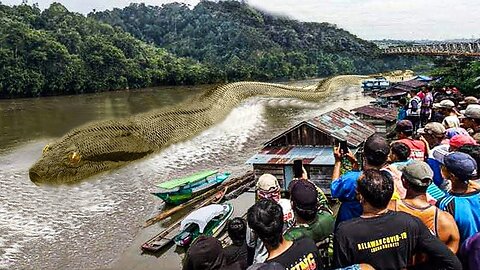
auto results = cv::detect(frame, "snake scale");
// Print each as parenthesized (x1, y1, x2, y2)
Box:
(29, 75, 363, 184)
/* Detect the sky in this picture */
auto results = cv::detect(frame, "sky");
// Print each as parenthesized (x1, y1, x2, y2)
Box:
(2, 0, 480, 40)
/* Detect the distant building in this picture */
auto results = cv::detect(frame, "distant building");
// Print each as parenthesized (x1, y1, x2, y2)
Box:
(246, 108, 376, 194)
(351, 105, 397, 134)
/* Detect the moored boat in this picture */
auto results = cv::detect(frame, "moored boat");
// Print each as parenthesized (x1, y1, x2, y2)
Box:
(152, 170, 231, 205)
(173, 203, 234, 247)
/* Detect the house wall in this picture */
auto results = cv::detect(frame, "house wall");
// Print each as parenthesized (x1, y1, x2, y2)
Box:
(267, 124, 333, 147)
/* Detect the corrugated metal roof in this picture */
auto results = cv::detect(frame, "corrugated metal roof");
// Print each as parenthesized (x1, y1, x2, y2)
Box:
(246, 146, 349, 166)
(378, 88, 408, 98)
(351, 105, 397, 122)
(396, 80, 428, 89)
(305, 108, 376, 147)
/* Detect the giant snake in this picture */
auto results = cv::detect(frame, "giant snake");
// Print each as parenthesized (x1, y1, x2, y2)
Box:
(29, 75, 364, 184)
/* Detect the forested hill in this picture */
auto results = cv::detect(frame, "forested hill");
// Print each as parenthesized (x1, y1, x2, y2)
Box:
(0, 3, 212, 98)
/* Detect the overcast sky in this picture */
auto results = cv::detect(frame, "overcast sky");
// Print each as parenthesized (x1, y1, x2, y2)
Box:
(3, 0, 479, 40)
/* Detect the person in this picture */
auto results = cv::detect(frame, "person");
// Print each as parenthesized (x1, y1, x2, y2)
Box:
(420, 86, 433, 126)
(437, 152, 480, 243)
(461, 104, 480, 143)
(394, 120, 427, 161)
(332, 169, 462, 270)
(397, 97, 408, 121)
(418, 123, 449, 189)
(331, 134, 390, 227)
(247, 174, 295, 264)
(406, 91, 422, 132)
(183, 236, 233, 270)
(449, 134, 478, 151)
(434, 99, 458, 123)
(387, 141, 412, 199)
(224, 217, 248, 270)
(459, 96, 479, 110)
(458, 144, 480, 180)
(284, 180, 334, 244)
(458, 232, 480, 270)
(247, 199, 323, 269)
(390, 161, 460, 254)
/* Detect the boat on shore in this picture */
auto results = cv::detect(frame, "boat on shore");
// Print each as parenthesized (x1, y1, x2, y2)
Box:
(174, 203, 234, 247)
(152, 170, 231, 205)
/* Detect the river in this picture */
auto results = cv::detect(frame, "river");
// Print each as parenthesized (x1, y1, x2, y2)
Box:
(0, 80, 372, 269)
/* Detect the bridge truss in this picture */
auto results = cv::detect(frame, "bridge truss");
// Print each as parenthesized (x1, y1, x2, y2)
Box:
(383, 42, 480, 57)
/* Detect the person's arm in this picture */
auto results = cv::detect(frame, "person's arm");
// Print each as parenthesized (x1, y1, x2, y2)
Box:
(332, 146, 343, 180)
(437, 210, 460, 254)
(415, 218, 462, 269)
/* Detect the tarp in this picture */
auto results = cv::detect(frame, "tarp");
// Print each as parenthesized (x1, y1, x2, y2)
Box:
(180, 204, 227, 233)
(158, 170, 217, 189)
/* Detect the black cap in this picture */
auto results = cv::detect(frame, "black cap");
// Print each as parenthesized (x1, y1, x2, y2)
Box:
(396, 120, 414, 133)
(184, 236, 226, 270)
(290, 180, 318, 211)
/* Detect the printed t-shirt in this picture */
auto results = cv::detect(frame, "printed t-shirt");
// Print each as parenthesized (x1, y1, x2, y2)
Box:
(437, 190, 480, 243)
(267, 237, 323, 270)
(333, 211, 461, 270)
(397, 138, 427, 161)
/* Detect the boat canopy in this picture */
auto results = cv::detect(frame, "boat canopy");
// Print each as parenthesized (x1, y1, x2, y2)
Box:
(158, 170, 218, 189)
(180, 204, 228, 233)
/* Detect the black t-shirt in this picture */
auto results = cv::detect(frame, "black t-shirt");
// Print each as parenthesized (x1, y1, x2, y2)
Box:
(224, 242, 248, 270)
(333, 211, 461, 270)
(267, 237, 323, 270)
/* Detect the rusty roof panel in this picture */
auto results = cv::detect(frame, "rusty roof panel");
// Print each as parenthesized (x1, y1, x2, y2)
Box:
(396, 80, 428, 89)
(351, 105, 397, 122)
(378, 88, 408, 98)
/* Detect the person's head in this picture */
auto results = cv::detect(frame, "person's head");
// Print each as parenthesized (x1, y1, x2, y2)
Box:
(422, 86, 431, 93)
(449, 134, 478, 151)
(434, 99, 455, 115)
(400, 160, 434, 194)
(247, 199, 284, 250)
(461, 104, 480, 130)
(458, 144, 480, 176)
(395, 120, 414, 138)
(363, 134, 390, 167)
(357, 169, 394, 210)
(442, 116, 460, 129)
(227, 217, 247, 246)
(418, 122, 446, 147)
(290, 180, 318, 222)
(183, 236, 226, 270)
(398, 97, 407, 107)
(389, 142, 411, 162)
(256, 174, 281, 202)
(441, 152, 478, 184)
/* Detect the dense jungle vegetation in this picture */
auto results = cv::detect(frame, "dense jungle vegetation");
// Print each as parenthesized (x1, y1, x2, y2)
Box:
(430, 59, 480, 96)
(1, 1, 420, 98)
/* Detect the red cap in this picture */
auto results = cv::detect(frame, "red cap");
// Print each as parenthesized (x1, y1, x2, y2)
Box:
(449, 134, 478, 149)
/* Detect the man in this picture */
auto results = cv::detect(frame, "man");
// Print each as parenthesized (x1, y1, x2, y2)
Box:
(406, 90, 422, 132)
(438, 152, 480, 243)
(247, 174, 295, 264)
(390, 161, 460, 254)
(420, 86, 433, 126)
(333, 169, 461, 270)
(449, 134, 478, 151)
(224, 218, 248, 270)
(461, 104, 480, 143)
(387, 141, 412, 199)
(433, 99, 458, 124)
(284, 180, 334, 244)
(331, 134, 390, 227)
(183, 236, 230, 270)
(459, 232, 480, 270)
(247, 199, 323, 269)
(395, 120, 427, 161)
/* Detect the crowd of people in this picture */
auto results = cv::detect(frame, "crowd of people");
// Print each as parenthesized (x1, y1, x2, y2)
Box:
(182, 86, 480, 270)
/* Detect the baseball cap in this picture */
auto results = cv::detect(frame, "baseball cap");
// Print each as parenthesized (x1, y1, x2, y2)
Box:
(400, 160, 434, 187)
(444, 152, 478, 181)
(396, 120, 413, 133)
(433, 99, 455, 109)
(464, 104, 480, 119)
(459, 96, 479, 105)
(185, 236, 226, 270)
(290, 180, 318, 211)
(256, 174, 280, 192)
(442, 116, 460, 128)
(432, 144, 450, 164)
(450, 134, 478, 150)
(418, 122, 445, 137)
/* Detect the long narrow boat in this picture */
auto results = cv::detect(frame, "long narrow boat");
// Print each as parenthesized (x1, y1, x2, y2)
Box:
(174, 203, 234, 247)
(152, 170, 231, 205)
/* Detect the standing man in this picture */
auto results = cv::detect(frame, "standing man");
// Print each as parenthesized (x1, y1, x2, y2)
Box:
(461, 104, 480, 144)
(395, 120, 427, 161)
(406, 90, 422, 133)
(420, 86, 434, 127)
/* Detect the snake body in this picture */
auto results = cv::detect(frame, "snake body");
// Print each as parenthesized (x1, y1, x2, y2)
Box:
(29, 76, 363, 184)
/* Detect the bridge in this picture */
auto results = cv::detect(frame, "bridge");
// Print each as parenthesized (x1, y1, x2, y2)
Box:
(382, 42, 480, 57)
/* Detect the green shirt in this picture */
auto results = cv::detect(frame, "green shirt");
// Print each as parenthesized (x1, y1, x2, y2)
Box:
(283, 211, 335, 243)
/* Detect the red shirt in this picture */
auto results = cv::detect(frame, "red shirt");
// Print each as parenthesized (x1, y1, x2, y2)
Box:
(397, 138, 427, 161)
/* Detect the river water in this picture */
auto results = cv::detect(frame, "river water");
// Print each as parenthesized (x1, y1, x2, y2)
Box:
(0, 81, 372, 269)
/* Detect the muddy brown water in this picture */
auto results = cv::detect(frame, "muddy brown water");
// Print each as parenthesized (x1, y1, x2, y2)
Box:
(0, 81, 372, 269)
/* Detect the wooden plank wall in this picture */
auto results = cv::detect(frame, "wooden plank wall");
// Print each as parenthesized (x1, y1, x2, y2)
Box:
(268, 124, 333, 146)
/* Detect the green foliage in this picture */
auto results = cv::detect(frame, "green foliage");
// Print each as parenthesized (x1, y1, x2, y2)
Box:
(430, 59, 480, 96)
(0, 3, 212, 98)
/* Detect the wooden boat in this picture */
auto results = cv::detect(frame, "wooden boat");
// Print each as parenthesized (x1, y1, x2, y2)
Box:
(174, 203, 234, 247)
(152, 170, 231, 205)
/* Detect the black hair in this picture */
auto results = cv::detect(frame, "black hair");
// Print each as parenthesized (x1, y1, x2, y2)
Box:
(458, 144, 480, 173)
(398, 98, 407, 106)
(401, 130, 414, 137)
(363, 134, 390, 167)
(390, 142, 411, 162)
(405, 180, 429, 193)
(357, 169, 394, 209)
(292, 203, 316, 222)
(227, 217, 247, 245)
(247, 199, 284, 249)
(293, 159, 303, 178)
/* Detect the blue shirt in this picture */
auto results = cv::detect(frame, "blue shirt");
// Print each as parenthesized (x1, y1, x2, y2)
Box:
(331, 171, 363, 227)
(438, 190, 480, 243)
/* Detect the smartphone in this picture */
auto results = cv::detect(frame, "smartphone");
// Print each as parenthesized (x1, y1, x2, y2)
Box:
(339, 140, 349, 155)
(293, 159, 303, 179)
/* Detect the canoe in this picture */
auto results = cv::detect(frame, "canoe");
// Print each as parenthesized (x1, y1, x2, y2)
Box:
(173, 203, 234, 247)
(152, 171, 231, 205)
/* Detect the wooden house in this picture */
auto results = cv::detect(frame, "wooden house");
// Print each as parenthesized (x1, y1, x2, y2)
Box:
(351, 105, 397, 135)
(246, 108, 376, 194)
